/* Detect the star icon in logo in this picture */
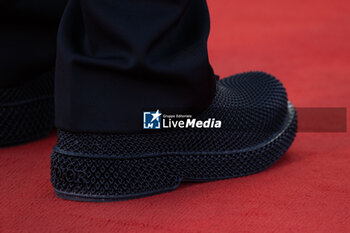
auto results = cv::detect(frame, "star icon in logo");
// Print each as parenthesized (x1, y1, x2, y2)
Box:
(151, 110, 161, 122)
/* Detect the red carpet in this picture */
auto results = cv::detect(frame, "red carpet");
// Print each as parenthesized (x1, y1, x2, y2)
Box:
(1, 0, 350, 232)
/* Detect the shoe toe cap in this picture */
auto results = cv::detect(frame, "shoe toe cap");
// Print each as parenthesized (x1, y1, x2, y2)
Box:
(206, 71, 289, 148)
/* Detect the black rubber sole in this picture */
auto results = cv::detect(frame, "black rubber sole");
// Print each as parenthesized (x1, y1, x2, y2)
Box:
(0, 71, 54, 147)
(51, 102, 297, 202)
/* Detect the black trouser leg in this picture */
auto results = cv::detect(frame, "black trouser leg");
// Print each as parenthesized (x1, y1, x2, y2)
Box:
(0, 1, 67, 87)
(55, 0, 216, 133)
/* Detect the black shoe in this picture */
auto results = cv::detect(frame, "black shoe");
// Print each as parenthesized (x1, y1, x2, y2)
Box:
(0, 71, 54, 147)
(50, 72, 297, 202)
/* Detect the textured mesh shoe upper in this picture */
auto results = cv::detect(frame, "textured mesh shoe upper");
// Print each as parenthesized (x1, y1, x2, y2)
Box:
(56, 72, 288, 156)
(0, 71, 54, 147)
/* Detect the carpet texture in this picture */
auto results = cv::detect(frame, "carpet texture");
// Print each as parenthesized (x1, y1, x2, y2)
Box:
(1, 0, 349, 232)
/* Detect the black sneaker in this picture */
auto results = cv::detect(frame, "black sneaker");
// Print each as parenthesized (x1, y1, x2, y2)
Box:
(50, 71, 297, 201)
